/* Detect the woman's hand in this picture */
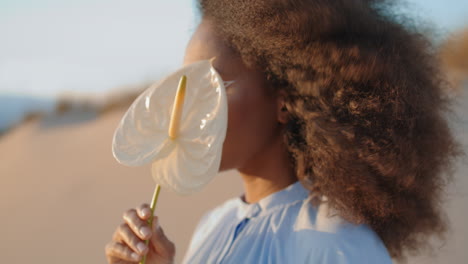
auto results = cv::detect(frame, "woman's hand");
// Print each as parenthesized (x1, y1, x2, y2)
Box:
(105, 203, 176, 264)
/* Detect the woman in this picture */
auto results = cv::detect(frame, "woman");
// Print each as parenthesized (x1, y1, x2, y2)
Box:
(105, 0, 462, 263)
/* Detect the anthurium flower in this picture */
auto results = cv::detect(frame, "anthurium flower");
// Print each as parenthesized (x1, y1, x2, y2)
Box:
(112, 59, 228, 195)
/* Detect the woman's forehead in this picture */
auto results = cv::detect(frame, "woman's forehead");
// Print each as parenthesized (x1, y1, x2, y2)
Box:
(184, 19, 258, 81)
(183, 19, 233, 65)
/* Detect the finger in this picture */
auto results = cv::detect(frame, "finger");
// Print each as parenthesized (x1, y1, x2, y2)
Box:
(117, 223, 149, 256)
(123, 209, 152, 240)
(105, 241, 141, 263)
(150, 216, 176, 258)
(112, 225, 123, 242)
(136, 203, 152, 220)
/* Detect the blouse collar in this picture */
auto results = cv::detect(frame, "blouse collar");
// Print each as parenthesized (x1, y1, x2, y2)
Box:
(235, 180, 309, 219)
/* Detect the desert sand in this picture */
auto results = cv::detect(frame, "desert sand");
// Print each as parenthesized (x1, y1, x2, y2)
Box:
(0, 91, 466, 263)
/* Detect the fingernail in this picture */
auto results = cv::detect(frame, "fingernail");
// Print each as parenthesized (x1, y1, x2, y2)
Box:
(140, 226, 151, 238)
(142, 208, 150, 217)
(137, 242, 147, 253)
(131, 252, 140, 260)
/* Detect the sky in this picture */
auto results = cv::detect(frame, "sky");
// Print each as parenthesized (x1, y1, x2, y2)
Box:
(0, 0, 467, 98)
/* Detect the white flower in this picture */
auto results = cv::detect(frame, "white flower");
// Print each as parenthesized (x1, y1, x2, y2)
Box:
(112, 59, 228, 195)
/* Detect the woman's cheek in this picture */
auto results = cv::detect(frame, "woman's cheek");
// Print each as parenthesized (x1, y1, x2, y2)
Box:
(219, 95, 240, 169)
(225, 93, 246, 143)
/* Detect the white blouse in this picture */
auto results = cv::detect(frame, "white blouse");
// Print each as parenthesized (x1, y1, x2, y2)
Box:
(182, 180, 393, 263)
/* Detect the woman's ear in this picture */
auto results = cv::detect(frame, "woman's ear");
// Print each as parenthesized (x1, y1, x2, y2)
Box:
(276, 90, 289, 124)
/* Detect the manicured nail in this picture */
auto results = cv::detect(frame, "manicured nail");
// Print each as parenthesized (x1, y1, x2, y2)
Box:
(140, 226, 151, 238)
(131, 252, 140, 260)
(137, 242, 147, 253)
(142, 208, 151, 217)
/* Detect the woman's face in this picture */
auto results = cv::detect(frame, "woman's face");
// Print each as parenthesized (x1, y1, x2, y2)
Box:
(183, 19, 284, 172)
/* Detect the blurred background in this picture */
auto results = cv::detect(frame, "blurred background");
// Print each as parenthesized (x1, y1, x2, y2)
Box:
(0, 0, 467, 263)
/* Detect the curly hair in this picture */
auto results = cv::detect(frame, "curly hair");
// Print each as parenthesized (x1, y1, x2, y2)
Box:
(197, 0, 463, 261)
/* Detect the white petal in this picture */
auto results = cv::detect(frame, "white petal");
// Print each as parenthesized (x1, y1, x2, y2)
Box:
(112, 59, 228, 194)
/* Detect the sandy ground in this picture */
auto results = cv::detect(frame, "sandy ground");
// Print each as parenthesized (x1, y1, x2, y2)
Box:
(0, 93, 467, 263)
(0, 109, 243, 263)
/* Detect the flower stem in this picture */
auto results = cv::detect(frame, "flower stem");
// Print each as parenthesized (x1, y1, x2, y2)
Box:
(140, 184, 161, 264)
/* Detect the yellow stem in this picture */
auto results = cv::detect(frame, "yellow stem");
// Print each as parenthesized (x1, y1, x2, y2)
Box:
(140, 184, 161, 264)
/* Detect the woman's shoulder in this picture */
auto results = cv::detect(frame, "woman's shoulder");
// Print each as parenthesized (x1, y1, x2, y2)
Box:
(188, 197, 240, 238)
(182, 197, 241, 262)
(199, 196, 240, 224)
(279, 196, 393, 263)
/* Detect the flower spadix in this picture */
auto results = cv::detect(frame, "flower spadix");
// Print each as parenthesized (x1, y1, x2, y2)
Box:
(112, 59, 228, 195)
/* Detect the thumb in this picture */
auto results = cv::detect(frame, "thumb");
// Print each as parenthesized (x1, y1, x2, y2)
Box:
(150, 216, 176, 258)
